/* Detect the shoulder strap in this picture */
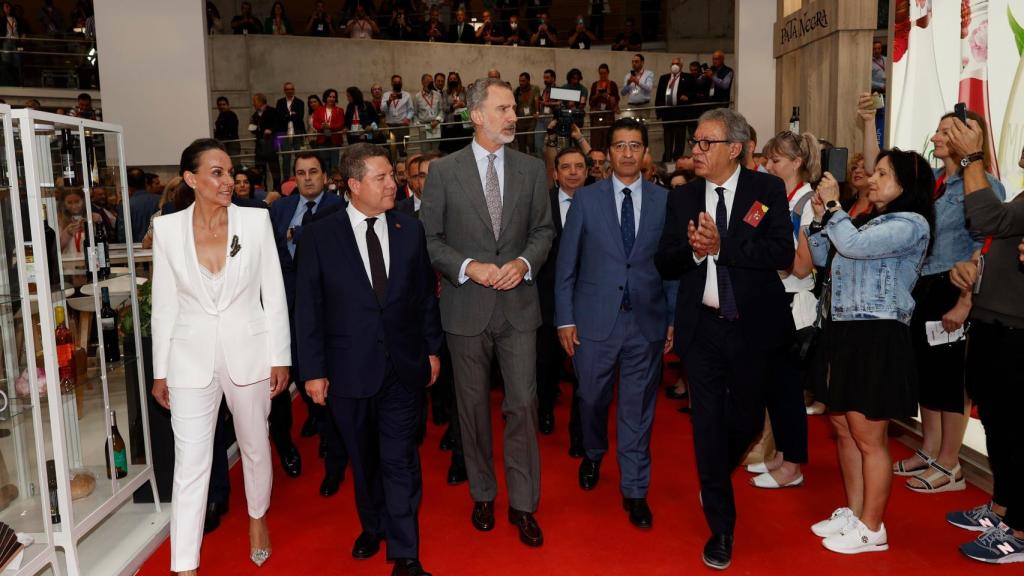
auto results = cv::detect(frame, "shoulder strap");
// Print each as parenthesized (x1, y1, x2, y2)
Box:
(793, 190, 814, 216)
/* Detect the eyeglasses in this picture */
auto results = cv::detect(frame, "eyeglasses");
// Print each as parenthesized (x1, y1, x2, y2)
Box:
(688, 138, 730, 152)
(611, 141, 644, 153)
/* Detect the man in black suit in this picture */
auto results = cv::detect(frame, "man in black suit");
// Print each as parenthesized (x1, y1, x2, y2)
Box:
(536, 147, 587, 450)
(446, 7, 476, 43)
(655, 108, 794, 570)
(251, 93, 282, 193)
(655, 57, 689, 162)
(275, 82, 305, 180)
(297, 144, 442, 576)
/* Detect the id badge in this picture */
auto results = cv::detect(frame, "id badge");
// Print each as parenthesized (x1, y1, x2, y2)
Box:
(742, 201, 769, 228)
(523, 106, 530, 115)
(248, 123, 258, 132)
(972, 255, 985, 294)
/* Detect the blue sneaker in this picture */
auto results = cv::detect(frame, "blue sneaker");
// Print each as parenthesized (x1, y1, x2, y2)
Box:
(960, 524, 1024, 564)
(947, 502, 1003, 532)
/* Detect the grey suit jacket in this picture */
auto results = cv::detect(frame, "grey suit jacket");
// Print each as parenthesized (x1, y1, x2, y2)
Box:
(421, 142, 555, 336)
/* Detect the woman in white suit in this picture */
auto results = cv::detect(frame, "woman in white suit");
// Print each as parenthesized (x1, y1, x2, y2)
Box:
(151, 139, 290, 575)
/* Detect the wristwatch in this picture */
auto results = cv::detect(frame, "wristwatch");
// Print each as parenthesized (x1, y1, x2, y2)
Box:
(960, 151, 984, 168)
(825, 200, 840, 212)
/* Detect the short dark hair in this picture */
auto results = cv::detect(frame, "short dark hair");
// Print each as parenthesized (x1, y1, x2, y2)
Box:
(77, 93, 92, 102)
(127, 167, 146, 190)
(216, 96, 229, 105)
(555, 146, 586, 166)
(598, 63, 609, 72)
(340, 143, 390, 183)
(145, 172, 159, 186)
(566, 68, 582, 83)
(543, 68, 556, 78)
(689, 61, 701, 68)
(520, 72, 531, 81)
(608, 117, 649, 149)
(179, 138, 226, 176)
(633, 53, 644, 62)
(874, 148, 936, 250)
(292, 150, 323, 173)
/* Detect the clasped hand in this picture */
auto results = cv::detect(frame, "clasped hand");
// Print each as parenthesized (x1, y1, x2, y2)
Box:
(688, 212, 720, 259)
(467, 259, 527, 290)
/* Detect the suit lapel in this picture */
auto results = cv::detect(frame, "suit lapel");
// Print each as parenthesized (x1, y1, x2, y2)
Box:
(383, 211, 406, 305)
(453, 145, 496, 234)
(331, 209, 377, 305)
(499, 147, 522, 241)
(600, 179, 627, 258)
(181, 203, 218, 315)
(549, 188, 562, 236)
(728, 169, 754, 233)
(634, 181, 653, 253)
(217, 203, 242, 310)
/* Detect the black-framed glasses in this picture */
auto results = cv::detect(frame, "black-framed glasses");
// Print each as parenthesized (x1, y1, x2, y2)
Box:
(688, 138, 729, 152)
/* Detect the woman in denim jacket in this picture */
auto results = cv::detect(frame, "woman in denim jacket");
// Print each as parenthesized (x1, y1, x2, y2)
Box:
(895, 111, 1005, 493)
(805, 149, 934, 555)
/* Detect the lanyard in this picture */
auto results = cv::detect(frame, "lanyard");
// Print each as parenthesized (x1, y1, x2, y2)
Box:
(787, 182, 805, 203)
(980, 235, 993, 256)
(933, 172, 948, 200)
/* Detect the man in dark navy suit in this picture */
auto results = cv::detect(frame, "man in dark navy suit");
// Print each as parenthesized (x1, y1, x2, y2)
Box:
(269, 152, 348, 493)
(296, 143, 442, 576)
(656, 108, 794, 570)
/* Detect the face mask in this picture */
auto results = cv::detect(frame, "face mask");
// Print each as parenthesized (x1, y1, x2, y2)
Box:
(671, 64, 681, 74)
(393, 84, 402, 92)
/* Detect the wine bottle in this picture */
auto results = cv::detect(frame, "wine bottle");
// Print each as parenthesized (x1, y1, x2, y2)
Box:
(60, 129, 77, 187)
(46, 460, 59, 525)
(93, 216, 110, 279)
(100, 287, 120, 363)
(105, 409, 128, 479)
(54, 305, 76, 394)
(789, 106, 800, 134)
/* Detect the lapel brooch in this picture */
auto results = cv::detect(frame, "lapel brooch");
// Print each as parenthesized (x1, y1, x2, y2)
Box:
(230, 235, 241, 257)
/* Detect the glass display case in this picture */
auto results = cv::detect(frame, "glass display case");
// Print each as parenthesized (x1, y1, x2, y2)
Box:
(0, 107, 161, 575)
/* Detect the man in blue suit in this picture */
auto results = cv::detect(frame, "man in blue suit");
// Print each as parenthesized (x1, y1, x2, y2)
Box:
(555, 117, 672, 529)
(269, 152, 348, 493)
(296, 144, 442, 576)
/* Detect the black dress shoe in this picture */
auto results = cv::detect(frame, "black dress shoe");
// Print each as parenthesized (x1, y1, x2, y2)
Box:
(300, 415, 318, 437)
(622, 497, 653, 529)
(447, 459, 467, 485)
(392, 558, 431, 576)
(578, 458, 601, 491)
(665, 387, 689, 400)
(568, 436, 585, 458)
(318, 436, 328, 459)
(278, 445, 302, 478)
(351, 531, 382, 559)
(508, 508, 543, 547)
(320, 472, 343, 497)
(203, 501, 228, 534)
(677, 405, 692, 414)
(702, 533, 734, 570)
(539, 412, 555, 435)
(439, 426, 456, 451)
(472, 501, 495, 531)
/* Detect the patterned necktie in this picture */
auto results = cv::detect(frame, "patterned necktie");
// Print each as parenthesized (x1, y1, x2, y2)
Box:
(621, 187, 635, 310)
(715, 187, 739, 320)
(484, 153, 502, 239)
(365, 217, 388, 304)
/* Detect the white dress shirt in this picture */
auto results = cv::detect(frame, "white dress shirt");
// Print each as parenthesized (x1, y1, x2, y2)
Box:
(621, 68, 655, 104)
(557, 188, 573, 226)
(384, 90, 414, 125)
(697, 164, 741, 309)
(458, 140, 532, 284)
(346, 203, 391, 285)
(611, 174, 642, 235)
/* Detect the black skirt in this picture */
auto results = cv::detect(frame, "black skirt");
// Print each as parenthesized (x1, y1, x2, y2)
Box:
(820, 318, 919, 420)
(910, 273, 968, 413)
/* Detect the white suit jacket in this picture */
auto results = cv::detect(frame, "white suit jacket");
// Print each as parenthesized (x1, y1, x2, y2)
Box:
(151, 203, 290, 388)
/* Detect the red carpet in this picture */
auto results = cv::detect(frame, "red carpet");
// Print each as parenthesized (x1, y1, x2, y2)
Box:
(139, 362, 992, 575)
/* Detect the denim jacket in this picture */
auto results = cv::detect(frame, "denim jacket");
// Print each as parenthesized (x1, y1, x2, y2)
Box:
(921, 169, 1005, 275)
(807, 210, 930, 325)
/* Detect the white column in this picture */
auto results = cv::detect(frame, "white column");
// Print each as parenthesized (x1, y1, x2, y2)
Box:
(94, 0, 212, 166)
(735, 0, 776, 144)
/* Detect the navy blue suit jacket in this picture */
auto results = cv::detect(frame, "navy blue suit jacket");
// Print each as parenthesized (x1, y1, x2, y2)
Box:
(555, 178, 670, 342)
(655, 168, 795, 353)
(294, 208, 443, 398)
(269, 191, 344, 307)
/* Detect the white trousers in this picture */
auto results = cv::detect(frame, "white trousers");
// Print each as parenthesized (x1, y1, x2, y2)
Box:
(168, 343, 273, 572)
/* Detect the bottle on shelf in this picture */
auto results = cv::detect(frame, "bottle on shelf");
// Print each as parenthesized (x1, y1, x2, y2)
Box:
(54, 305, 76, 394)
(84, 215, 110, 279)
(60, 128, 77, 187)
(46, 460, 59, 525)
(24, 244, 36, 295)
(105, 409, 128, 479)
(100, 287, 120, 363)
(789, 106, 800, 134)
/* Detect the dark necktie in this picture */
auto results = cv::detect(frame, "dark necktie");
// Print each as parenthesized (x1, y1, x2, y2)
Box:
(715, 187, 739, 320)
(365, 217, 388, 304)
(621, 187, 635, 310)
(301, 200, 316, 226)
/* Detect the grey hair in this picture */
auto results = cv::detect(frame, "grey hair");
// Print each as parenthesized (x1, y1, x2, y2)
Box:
(698, 107, 750, 158)
(466, 77, 513, 113)
(340, 143, 389, 183)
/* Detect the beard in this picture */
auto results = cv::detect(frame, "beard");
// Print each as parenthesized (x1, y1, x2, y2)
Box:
(484, 122, 515, 145)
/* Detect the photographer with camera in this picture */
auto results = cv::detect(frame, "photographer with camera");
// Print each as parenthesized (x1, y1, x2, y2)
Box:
(531, 11, 558, 47)
(305, 1, 334, 36)
(475, 10, 503, 45)
(542, 100, 592, 190)
(621, 53, 655, 120)
(568, 16, 596, 50)
(345, 4, 379, 39)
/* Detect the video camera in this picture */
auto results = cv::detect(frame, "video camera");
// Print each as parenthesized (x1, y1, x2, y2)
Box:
(549, 87, 585, 139)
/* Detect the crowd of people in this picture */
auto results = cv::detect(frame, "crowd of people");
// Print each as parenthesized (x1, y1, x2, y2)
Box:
(208, 0, 660, 49)
(140, 63, 1024, 576)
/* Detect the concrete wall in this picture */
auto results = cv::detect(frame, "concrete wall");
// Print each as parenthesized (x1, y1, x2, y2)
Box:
(208, 34, 732, 126)
(734, 0, 775, 147)
(94, 0, 212, 166)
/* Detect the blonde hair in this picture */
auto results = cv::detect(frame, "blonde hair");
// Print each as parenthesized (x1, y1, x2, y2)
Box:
(159, 176, 183, 210)
(763, 130, 821, 183)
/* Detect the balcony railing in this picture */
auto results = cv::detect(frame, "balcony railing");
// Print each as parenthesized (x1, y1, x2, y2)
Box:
(0, 35, 99, 89)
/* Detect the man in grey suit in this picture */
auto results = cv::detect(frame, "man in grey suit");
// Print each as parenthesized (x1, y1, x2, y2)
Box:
(555, 117, 672, 529)
(421, 77, 554, 548)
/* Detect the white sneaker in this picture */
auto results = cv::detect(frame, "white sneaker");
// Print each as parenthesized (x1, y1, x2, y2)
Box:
(822, 519, 889, 554)
(811, 507, 855, 537)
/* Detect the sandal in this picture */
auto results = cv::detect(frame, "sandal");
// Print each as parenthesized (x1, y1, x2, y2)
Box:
(906, 461, 966, 493)
(893, 448, 933, 477)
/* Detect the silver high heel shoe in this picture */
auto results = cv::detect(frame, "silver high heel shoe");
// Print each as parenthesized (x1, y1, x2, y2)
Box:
(250, 547, 271, 567)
